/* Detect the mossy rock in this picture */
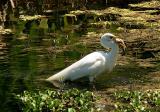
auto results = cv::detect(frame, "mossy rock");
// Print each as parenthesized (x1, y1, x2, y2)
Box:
(63, 14, 78, 26)
(19, 15, 45, 21)
(129, 0, 160, 8)
(106, 0, 151, 6)
(0, 28, 14, 35)
(119, 21, 146, 29)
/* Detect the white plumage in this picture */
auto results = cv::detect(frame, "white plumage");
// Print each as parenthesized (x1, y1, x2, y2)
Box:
(46, 33, 126, 87)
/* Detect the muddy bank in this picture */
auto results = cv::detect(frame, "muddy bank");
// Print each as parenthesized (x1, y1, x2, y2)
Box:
(61, 1, 160, 111)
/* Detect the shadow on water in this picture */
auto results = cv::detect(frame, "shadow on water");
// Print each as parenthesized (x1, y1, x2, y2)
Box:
(0, 13, 89, 111)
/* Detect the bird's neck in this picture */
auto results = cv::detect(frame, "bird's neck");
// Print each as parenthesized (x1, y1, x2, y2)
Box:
(107, 43, 119, 67)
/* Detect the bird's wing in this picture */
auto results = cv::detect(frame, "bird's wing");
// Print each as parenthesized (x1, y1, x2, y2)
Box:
(58, 52, 106, 81)
(47, 52, 106, 82)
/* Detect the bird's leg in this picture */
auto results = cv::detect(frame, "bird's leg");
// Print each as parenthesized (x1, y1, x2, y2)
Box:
(50, 80, 64, 89)
(89, 76, 96, 91)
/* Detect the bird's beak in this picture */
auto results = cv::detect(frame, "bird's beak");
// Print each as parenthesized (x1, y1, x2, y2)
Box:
(115, 38, 126, 55)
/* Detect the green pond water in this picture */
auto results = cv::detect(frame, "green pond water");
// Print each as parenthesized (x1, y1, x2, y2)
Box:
(0, 16, 100, 111)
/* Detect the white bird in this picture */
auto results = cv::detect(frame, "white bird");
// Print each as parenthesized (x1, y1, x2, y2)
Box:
(46, 33, 126, 87)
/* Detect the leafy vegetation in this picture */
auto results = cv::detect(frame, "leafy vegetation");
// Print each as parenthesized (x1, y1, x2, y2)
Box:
(114, 90, 160, 112)
(16, 88, 96, 112)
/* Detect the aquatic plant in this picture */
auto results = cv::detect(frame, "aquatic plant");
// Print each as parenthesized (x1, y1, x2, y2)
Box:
(114, 90, 160, 112)
(16, 88, 96, 112)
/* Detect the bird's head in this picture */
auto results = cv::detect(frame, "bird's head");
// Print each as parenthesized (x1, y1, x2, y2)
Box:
(100, 33, 126, 55)
(114, 38, 126, 55)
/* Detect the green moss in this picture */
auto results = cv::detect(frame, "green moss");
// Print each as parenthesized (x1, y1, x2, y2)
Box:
(0, 27, 13, 35)
(63, 14, 77, 27)
(70, 10, 86, 15)
(129, 0, 160, 8)
(19, 15, 44, 21)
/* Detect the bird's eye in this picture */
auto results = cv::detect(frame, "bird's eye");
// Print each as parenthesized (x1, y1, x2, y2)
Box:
(110, 36, 113, 39)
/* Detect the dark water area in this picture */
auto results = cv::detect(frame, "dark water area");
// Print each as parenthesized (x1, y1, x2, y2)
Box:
(0, 15, 91, 111)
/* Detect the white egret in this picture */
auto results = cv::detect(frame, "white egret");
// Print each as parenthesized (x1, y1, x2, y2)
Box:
(46, 33, 126, 87)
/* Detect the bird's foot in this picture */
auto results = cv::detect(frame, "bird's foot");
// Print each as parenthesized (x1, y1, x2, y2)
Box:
(89, 82, 97, 91)
(46, 79, 65, 89)
(89, 77, 97, 91)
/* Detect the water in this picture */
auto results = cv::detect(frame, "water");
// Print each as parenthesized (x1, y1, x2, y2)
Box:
(0, 15, 91, 110)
